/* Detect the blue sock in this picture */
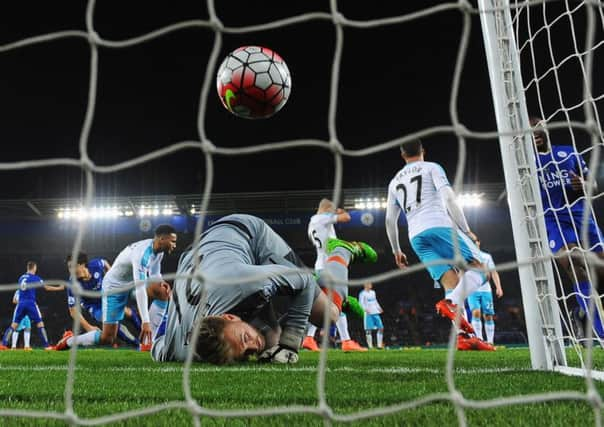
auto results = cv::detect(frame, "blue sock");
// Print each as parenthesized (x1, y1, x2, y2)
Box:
(2, 327, 15, 346)
(117, 324, 139, 346)
(129, 306, 141, 330)
(574, 281, 604, 338)
(37, 326, 50, 347)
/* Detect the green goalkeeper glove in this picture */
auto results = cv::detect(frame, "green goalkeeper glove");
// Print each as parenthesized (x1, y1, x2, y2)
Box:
(343, 296, 365, 318)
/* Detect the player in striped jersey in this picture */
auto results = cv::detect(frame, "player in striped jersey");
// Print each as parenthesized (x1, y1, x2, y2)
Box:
(358, 282, 384, 349)
(304, 199, 367, 352)
(385, 140, 494, 351)
(55, 225, 177, 351)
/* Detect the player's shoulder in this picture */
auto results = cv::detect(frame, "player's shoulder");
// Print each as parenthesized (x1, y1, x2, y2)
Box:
(550, 145, 577, 158)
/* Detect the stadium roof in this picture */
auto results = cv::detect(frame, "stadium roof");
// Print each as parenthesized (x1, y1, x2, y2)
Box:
(0, 183, 506, 219)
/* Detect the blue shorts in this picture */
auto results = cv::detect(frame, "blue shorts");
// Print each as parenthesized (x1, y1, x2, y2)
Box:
(84, 303, 103, 323)
(102, 292, 129, 324)
(364, 313, 384, 330)
(17, 316, 31, 331)
(411, 227, 483, 282)
(467, 290, 495, 316)
(12, 301, 42, 324)
(545, 214, 604, 253)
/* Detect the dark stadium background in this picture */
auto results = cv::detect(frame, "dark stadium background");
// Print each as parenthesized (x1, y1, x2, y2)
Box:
(0, 1, 601, 346)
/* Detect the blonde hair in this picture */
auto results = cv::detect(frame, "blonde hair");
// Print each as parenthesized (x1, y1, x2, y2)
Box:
(317, 198, 335, 214)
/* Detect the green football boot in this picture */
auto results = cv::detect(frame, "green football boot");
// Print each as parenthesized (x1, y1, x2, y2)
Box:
(326, 238, 378, 264)
(342, 295, 365, 318)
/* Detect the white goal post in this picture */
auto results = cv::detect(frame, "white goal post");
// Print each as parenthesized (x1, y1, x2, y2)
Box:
(479, 0, 604, 376)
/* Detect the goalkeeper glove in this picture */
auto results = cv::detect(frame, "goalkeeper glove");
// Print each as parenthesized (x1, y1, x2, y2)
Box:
(257, 344, 299, 364)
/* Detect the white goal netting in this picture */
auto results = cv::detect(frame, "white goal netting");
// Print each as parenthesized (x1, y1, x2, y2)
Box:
(1, 0, 604, 425)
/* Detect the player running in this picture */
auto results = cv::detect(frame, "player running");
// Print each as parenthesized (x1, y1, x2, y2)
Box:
(55, 225, 177, 351)
(531, 117, 604, 340)
(385, 140, 494, 351)
(151, 214, 377, 365)
(1, 261, 58, 350)
(467, 239, 503, 345)
(304, 198, 367, 352)
(64, 252, 140, 346)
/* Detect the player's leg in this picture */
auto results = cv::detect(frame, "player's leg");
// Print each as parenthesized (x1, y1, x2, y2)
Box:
(339, 313, 367, 352)
(11, 327, 20, 349)
(302, 324, 320, 351)
(23, 327, 31, 350)
(482, 291, 496, 344)
(375, 315, 385, 349)
(124, 305, 142, 330)
(364, 314, 374, 348)
(468, 293, 484, 341)
(29, 304, 51, 349)
(3, 303, 24, 348)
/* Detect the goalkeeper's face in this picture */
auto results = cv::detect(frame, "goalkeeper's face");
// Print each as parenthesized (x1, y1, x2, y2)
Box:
(221, 315, 266, 361)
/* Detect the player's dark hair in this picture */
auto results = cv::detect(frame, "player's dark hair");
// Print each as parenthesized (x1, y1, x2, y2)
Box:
(26, 261, 37, 270)
(400, 140, 423, 157)
(197, 316, 234, 365)
(154, 224, 176, 237)
(66, 252, 88, 265)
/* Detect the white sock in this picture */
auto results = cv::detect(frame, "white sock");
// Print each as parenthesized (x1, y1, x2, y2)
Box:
(149, 300, 168, 336)
(67, 330, 100, 347)
(11, 331, 19, 348)
(448, 270, 485, 306)
(336, 314, 351, 341)
(307, 324, 317, 337)
(24, 330, 31, 348)
(485, 320, 495, 344)
(472, 318, 483, 340)
(365, 330, 373, 348)
(377, 330, 383, 348)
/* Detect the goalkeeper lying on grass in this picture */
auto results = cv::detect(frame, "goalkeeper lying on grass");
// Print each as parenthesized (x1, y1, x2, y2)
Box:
(151, 214, 376, 365)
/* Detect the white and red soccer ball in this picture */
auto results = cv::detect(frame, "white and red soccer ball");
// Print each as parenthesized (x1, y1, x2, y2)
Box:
(216, 46, 291, 119)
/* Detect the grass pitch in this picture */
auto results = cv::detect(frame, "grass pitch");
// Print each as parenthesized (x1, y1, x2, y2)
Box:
(1, 347, 603, 426)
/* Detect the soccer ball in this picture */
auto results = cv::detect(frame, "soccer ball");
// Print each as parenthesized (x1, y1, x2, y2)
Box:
(216, 46, 291, 119)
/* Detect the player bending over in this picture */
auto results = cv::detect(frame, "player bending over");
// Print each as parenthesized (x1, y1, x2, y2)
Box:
(56, 225, 177, 351)
(466, 239, 503, 345)
(1, 261, 60, 350)
(151, 214, 377, 364)
(385, 140, 494, 351)
(64, 252, 140, 347)
(531, 117, 604, 341)
(304, 198, 368, 353)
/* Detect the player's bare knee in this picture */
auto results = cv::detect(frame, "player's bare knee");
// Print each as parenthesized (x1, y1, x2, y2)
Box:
(472, 309, 481, 318)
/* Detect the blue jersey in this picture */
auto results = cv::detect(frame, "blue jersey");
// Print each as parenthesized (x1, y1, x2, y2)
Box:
(17, 273, 44, 302)
(67, 258, 106, 308)
(537, 145, 589, 220)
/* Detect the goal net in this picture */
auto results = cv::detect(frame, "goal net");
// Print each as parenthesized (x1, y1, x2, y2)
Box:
(1, 0, 604, 425)
(480, 0, 604, 378)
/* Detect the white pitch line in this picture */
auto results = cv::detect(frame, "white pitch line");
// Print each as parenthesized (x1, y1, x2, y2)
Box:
(0, 365, 533, 375)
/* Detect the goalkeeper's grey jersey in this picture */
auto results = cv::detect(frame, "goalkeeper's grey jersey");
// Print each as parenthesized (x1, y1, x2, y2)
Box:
(152, 214, 316, 362)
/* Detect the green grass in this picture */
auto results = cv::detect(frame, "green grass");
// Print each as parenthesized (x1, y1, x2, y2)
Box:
(1, 347, 604, 426)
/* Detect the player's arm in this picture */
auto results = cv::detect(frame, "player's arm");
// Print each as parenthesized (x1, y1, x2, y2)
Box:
(67, 306, 99, 332)
(334, 208, 351, 223)
(385, 184, 408, 269)
(132, 260, 152, 345)
(44, 283, 66, 291)
(491, 268, 503, 298)
(439, 185, 473, 236)
(569, 152, 596, 194)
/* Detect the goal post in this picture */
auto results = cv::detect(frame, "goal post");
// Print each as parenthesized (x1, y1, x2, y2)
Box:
(478, 0, 567, 370)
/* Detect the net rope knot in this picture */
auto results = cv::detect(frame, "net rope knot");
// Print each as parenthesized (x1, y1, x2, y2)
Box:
(328, 139, 344, 154)
(201, 140, 217, 154)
